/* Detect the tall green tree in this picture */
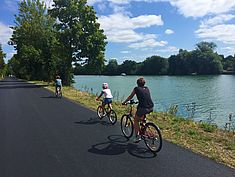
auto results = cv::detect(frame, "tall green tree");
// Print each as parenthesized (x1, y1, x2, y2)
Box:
(0, 44, 6, 77)
(118, 60, 137, 75)
(194, 42, 222, 74)
(50, 0, 107, 83)
(10, 0, 58, 81)
(195, 41, 217, 53)
(103, 59, 118, 75)
(168, 49, 190, 75)
(138, 56, 168, 75)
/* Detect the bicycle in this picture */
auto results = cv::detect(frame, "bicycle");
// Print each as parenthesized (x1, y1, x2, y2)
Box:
(97, 100, 117, 125)
(55, 86, 62, 98)
(121, 99, 162, 153)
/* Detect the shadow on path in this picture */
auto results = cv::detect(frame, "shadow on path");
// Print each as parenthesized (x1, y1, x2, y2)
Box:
(74, 117, 113, 126)
(88, 135, 157, 159)
(0, 84, 48, 89)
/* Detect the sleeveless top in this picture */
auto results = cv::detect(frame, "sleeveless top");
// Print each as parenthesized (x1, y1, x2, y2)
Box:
(134, 86, 154, 108)
(102, 88, 113, 99)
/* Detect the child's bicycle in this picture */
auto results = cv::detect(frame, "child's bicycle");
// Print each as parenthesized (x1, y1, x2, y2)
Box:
(55, 86, 62, 98)
(121, 99, 162, 153)
(97, 100, 117, 125)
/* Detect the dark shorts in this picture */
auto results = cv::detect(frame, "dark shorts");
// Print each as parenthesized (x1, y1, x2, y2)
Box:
(55, 85, 61, 91)
(104, 98, 112, 105)
(136, 107, 153, 118)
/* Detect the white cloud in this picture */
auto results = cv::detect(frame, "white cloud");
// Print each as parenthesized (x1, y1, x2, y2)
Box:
(196, 24, 235, 45)
(169, 0, 235, 18)
(128, 39, 168, 49)
(98, 13, 163, 30)
(220, 46, 235, 55)
(200, 14, 235, 28)
(0, 22, 13, 46)
(121, 50, 131, 54)
(157, 46, 178, 53)
(90, 0, 235, 18)
(165, 29, 174, 34)
(98, 13, 164, 47)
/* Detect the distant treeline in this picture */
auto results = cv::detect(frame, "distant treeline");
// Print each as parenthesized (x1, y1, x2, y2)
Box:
(74, 42, 235, 76)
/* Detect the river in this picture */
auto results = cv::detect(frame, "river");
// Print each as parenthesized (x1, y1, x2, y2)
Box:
(73, 75, 235, 128)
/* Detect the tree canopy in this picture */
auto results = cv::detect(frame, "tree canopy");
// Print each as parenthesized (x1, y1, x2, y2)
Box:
(8, 0, 107, 85)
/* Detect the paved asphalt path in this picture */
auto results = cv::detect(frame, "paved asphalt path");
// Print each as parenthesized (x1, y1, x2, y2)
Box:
(0, 77, 234, 177)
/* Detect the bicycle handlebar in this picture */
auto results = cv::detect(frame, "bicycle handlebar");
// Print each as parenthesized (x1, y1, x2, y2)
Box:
(125, 99, 138, 105)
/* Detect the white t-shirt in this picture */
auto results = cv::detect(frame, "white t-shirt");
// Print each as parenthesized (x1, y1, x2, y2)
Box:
(102, 88, 113, 98)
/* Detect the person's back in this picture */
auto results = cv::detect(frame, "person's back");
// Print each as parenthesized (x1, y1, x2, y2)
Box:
(102, 88, 113, 99)
(134, 86, 153, 109)
(55, 78, 62, 86)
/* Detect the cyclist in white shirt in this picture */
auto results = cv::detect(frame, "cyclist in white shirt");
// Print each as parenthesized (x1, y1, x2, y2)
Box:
(96, 83, 113, 110)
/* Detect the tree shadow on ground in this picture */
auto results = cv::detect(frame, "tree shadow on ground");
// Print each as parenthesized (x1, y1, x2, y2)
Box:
(88, 135, 157, 159)
(41, 95, 58, 99)
(0, 84, 48, 89)
(74, 117, 112, 126)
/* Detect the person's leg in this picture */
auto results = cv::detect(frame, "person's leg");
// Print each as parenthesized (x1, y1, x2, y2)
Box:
(108, 103, 112, 110)
(134, 114, 145, 135)
(102, 101, 106, 110)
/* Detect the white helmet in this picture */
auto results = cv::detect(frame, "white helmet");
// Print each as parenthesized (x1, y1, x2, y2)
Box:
(102, 83, 108, 89)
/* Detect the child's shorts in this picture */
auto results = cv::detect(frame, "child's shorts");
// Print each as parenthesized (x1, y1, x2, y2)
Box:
(104, 98, 112, 104)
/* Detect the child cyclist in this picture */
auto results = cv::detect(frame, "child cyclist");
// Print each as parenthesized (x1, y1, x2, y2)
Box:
(96, 83, 113, 111)
(122, 77, 154, 143)
(55, 75, 62, 94)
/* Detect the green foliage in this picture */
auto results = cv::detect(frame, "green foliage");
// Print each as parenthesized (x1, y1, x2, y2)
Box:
(49, 0, 107, 82)
(168, 42, 223, 75)
(118, 60, 138, 75)
(8, 0, 107, 84)
(0, 44, 6, 76)
(222, 55, 235, 71)
(103, 59, 119, 75)
(200, 122, 217, 132)
(9, 0, 58, 81)
(137, 55, 168, 75)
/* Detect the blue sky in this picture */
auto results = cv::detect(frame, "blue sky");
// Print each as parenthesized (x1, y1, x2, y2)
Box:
(1, 0, 235, 64)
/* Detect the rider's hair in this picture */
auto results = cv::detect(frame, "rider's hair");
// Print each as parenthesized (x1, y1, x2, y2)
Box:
(56, 75, 60, 79)
(137, 77, 145, 87)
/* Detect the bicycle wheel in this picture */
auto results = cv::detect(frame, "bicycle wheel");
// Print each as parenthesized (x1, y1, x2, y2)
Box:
(121, 115, 133, 139)
(97, 106, 105, 119)
(58, 91, 62, 98)
(143, 122, 162, 153)
(108, 110, 117, 125)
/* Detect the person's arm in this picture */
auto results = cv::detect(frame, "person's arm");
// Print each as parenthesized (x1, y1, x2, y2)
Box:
(96, 91, 103, 101)
(122, 89, 135, 105)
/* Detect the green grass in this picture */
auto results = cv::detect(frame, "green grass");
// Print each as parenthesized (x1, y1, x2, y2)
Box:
(32, 81, 235, 169)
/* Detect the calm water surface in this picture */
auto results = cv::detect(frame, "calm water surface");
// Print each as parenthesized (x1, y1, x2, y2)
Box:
(74, 75, 235, 127)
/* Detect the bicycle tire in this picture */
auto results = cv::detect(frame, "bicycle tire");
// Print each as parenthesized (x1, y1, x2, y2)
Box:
(97, 106, 105, 119)
(58, 91, 62, 98)
(121, 114, 134, 139)
(108, 110, 117, 125)
(143, 122, 162, 153)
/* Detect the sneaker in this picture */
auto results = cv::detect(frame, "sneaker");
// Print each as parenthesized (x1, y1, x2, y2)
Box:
(132, 135, 141, 143)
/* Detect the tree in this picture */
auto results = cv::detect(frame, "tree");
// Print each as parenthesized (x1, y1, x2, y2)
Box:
(168, 49, 191, 75)
(118, 60, 137, 75)
(0, 44, 6, 76)
(222, 55, 235, 71)
(49, 0, 107, 83)
(10, 0, 58, 81)
(194, 42, 222, 74)
(138, 56, 168, 75)
(195, 41, 217, 53)
(103, 59, 118, 75)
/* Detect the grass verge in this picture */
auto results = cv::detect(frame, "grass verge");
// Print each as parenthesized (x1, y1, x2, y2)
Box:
(33, 81, 235, 169)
